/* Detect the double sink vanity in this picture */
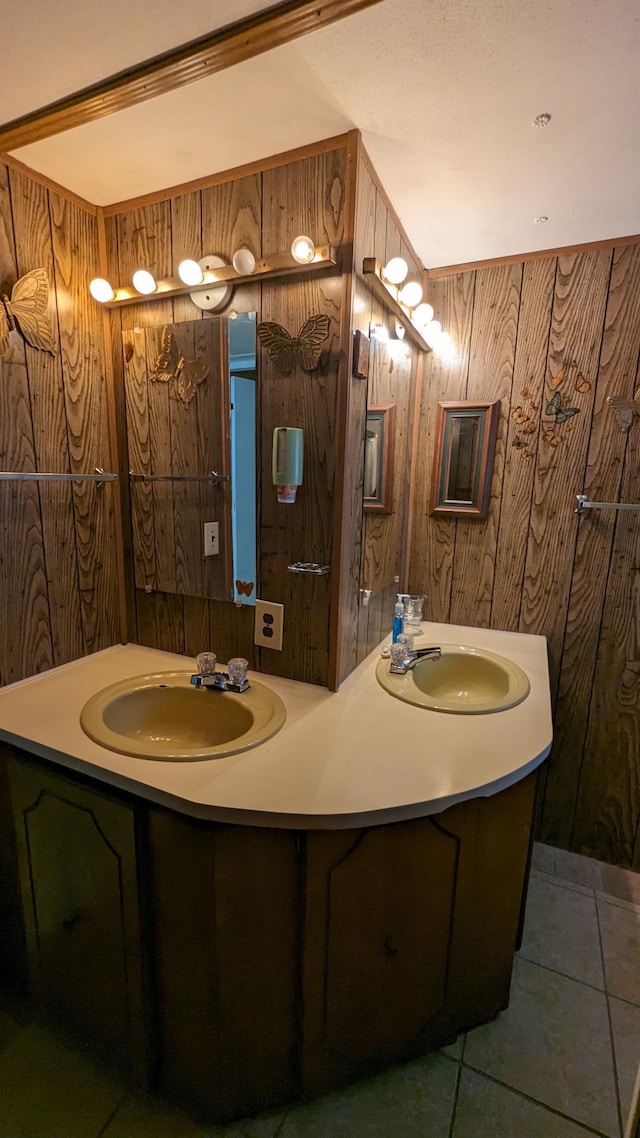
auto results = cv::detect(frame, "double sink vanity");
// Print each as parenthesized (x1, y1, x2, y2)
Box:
(0, 622, 552, 1124)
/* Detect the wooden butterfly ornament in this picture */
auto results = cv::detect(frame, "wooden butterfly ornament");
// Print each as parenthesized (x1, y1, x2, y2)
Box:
(235, 580, 254, 597)
(150, 326, 209, 406)
(608, 389, 640, 433)
(256, 314, 330, 376)
(0, 268, 56, 358)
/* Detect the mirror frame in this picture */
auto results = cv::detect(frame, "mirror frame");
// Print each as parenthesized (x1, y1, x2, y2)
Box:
(429, 400, 500, 518)
(363, 403, 396, 513)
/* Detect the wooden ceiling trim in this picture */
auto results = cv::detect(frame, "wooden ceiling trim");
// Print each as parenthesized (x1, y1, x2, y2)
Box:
(427, 233, 640, 277)
(0, 152, 97, 214)
(0, 0, 385, 154)
(102, 131, 356, 216)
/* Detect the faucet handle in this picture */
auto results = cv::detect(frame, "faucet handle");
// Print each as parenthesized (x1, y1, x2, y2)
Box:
(195, 651, 217, 676)
(227, 657, 248, 686)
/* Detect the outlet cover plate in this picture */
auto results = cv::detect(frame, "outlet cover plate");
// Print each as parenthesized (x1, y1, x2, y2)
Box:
(254, 599, 284, 651)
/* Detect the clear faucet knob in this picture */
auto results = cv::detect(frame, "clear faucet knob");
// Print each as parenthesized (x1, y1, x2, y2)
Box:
(196, 651, 217, 676)
(227, 657, 248, 685)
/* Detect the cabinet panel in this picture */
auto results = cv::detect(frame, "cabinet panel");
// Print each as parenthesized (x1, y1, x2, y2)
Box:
(8, 758, 146, 1078)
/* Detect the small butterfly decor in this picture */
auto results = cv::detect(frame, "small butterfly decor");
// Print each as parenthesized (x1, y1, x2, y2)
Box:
(510, 389, 540, 459)
(542, 361, 589, 448)
(235, 580, 254, 597)
(0, 268, 56, 358)
(256, 314, 330, 376)
(150, 326, 209, 406)
(608, 388, 640, 433)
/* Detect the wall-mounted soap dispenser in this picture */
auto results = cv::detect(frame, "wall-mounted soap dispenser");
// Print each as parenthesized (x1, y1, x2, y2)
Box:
(272, 427, 304, 504)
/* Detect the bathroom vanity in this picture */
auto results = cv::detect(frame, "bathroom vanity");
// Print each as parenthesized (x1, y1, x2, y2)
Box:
(0, 625, 551, 1124)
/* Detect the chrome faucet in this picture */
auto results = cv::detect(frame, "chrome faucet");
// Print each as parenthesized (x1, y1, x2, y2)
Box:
(190, 652, 250, 693)
(389, 645, 442, 675)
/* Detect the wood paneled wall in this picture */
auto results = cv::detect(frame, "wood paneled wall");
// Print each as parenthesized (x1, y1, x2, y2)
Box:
(333, 149, 422, 684)
(0, 162, 119, 687)
(408, 245, 640, 867)
(104, 140, 350, 686)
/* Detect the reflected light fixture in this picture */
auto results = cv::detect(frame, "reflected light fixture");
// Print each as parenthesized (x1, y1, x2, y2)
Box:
(291, 235, 316, 264)
(398, 280, 423, 308)
(178, 259, 204, 286)
(132, 269, 157, 295)
(412, 302, 435, 328)
(382, 257, 408, 285)
(89, 277, 115, 303)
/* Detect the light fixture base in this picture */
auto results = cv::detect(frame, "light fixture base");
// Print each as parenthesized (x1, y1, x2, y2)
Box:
(190, 254, 233, 311)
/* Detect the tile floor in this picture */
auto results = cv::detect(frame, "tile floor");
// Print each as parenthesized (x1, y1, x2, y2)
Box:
(0, 843, 638, 1137)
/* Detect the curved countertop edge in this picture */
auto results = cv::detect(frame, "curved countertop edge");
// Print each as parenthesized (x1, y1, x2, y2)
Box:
(0, 727, 552, 830)
(0, 627, 553, 829)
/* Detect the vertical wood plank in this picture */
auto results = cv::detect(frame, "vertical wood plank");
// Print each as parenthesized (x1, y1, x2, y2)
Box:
(8, 170, 84, 666)
(542, 245, 640, 848)
(519, 250, 612, 690)
(49, 193, 120, 655)
(449, 264, 522, 629)
(407, 273, 475, 621)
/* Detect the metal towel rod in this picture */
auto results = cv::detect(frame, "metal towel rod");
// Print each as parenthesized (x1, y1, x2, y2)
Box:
(0, 468, 117, 484)
(575, 494, 640, 514)
(130, 470, 230, 485)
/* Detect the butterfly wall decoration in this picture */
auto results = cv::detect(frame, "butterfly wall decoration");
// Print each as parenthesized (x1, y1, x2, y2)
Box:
(0, 268, 56, 358)
(608, 389, 640, 432)
(546, 390, 580, 426)
(235, 580, 254, 597)
(256, 314, 330, 376)
(150, 326, 209, 405)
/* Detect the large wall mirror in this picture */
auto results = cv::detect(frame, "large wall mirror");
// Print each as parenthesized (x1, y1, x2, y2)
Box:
(123, 314, 257, 604)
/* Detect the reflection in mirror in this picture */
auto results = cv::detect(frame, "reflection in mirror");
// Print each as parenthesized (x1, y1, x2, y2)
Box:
(123, 314, 257, 603)
(429, 400, 500, 518)
(363, 404, 395, 513)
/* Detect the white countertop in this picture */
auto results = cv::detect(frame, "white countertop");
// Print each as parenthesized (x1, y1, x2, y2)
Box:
(0, 623, 552, 829)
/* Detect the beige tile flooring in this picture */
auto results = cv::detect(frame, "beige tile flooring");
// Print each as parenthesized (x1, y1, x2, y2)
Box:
(0, 843, 638, 1137)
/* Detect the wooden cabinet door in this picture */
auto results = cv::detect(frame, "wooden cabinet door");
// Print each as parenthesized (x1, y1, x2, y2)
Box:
(303, 816, 460, 1094)
(8, 757, 147, 1079)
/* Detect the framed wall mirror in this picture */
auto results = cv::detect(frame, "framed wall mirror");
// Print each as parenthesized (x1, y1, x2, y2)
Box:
(429, 400, 500, 518)
(364, 403, 395, 513)
(122, 314, 257, 604)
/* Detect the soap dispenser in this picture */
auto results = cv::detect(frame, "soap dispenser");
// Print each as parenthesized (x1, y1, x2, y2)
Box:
(392, 594, 404, 643)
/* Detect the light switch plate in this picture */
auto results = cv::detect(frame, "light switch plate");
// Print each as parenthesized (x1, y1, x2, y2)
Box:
(203, 522, 219, 557)
(254, 599, 284, 651)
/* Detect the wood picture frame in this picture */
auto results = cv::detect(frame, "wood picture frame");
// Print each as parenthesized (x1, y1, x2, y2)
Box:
(429, 400, 500, 518)
(363, 403, 395, 513)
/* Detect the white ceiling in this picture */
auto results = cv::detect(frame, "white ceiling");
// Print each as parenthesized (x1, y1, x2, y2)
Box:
(4, 0, 640, 267)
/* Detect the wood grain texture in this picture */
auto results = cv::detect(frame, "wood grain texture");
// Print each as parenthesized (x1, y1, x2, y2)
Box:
(448, 264, 522, 628)
(8, 168, 84, 665)
(201, 174, 262, 315)
(408, 242, 640, 866)
(543, 244, 640, 848)
(259, 150, 346, 685)
(0, 159, 119, 687)
(49, 193, 120, 653)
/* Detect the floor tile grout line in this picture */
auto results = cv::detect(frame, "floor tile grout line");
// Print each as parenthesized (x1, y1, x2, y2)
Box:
(596, 897, 626, 1138)
(446, 1057, 463, 1138)
(516, 950, 606, 994)
(460, 1060, 615, 1137)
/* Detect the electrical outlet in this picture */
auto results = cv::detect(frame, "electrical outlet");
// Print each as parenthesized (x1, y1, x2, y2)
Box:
(254, 599, 284, 651)
(203, 521, 219, 557)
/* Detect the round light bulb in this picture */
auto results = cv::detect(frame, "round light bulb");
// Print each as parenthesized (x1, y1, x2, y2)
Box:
(232, 247, 257, 275)
(370, 322, 389, 343)
(178, 259, 204, 286)
(132, 269, 157, 295)
(412, 302, 435, 328)
(89, 277, 115, 303)
(382, 256, 408, 285)
(291, 235, 316, 264)
(398, 280, 423, 308)
(424, 320, 442, 348)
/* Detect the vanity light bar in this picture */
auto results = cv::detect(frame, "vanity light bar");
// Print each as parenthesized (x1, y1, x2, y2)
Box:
(92, 246, 337, 309)
(362, 258, 430, 353)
